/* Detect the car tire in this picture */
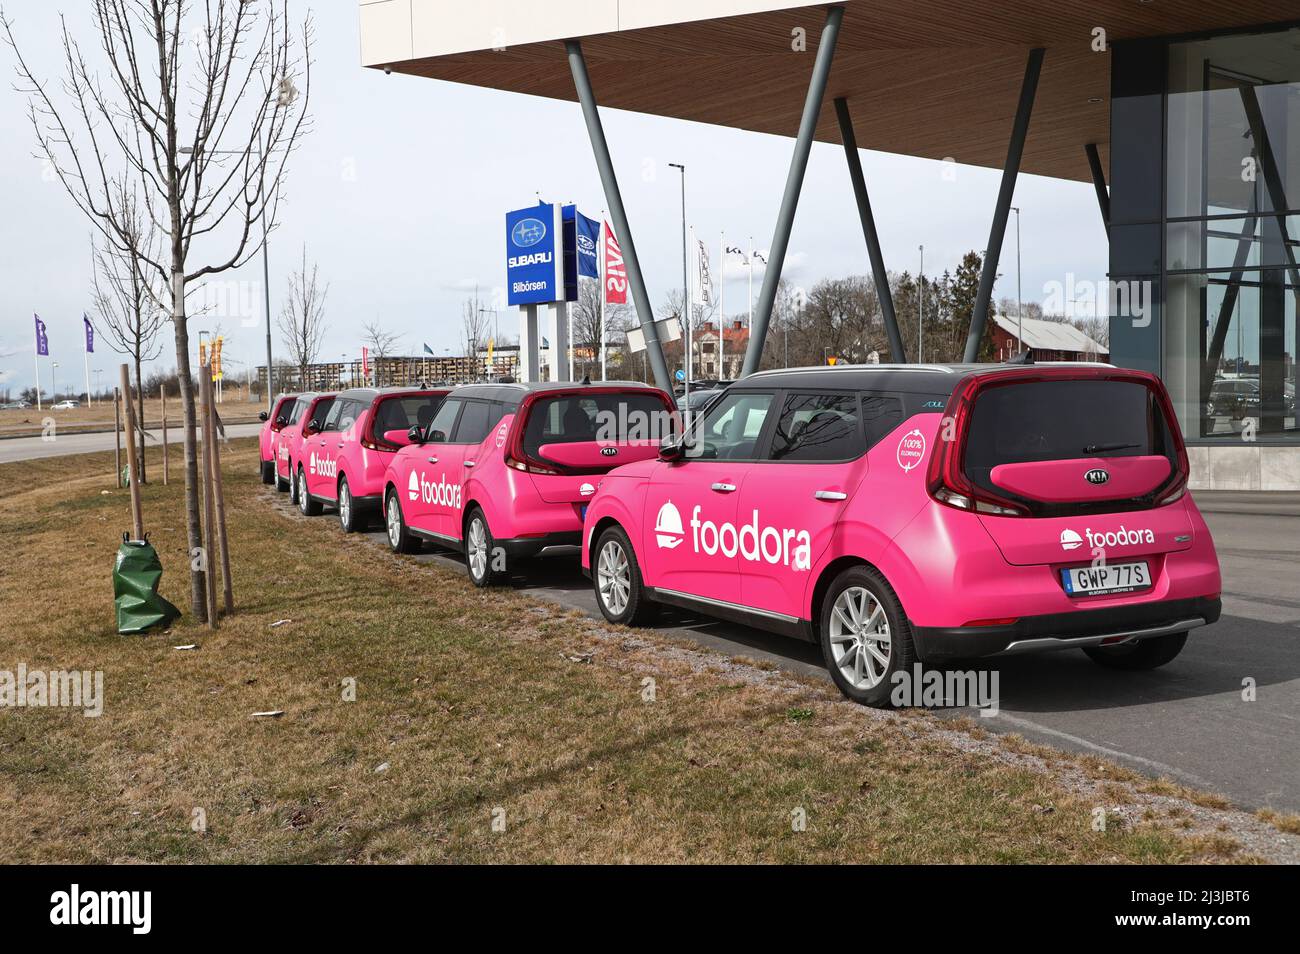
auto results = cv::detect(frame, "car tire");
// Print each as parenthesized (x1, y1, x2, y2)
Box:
(260, 459, 275, 484)
(463, 507, 501, 587)
(338, 475, 359, 533)
(1083, 632, 1187, 670)
(297, 465, 322, 516)
(384, 488, 421, 554)
(284, 463, 296, 501)
(592, 525, 657, 627)
(818, 565, 916, 707)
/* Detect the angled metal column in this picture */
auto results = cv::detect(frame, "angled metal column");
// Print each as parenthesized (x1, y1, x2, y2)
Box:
(834, 96, 906, 362)
(741, 5, 845, 377)
(963, 47, 1045, 362)
(566, 39, 672, 393)
(1084, 142, 1110, 228)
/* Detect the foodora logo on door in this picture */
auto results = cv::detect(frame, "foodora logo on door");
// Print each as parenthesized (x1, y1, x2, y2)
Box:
(656, 501, 812, 570)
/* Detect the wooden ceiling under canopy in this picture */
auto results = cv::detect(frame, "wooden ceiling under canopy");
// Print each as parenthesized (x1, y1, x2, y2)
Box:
(377, 0, 1300, 183)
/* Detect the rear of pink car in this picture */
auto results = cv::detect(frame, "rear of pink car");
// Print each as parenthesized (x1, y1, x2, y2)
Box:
(892, 367, 1220, 660)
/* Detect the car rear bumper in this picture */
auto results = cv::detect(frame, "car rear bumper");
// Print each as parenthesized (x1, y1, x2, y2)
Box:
(912, 595, 1221, 660)
(497, 531, 582, 560)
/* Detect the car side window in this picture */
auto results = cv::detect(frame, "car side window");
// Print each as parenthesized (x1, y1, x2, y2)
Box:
(453, 399, 495, 444)
(425, 398, 462, 442)
(767, 392, 865, 462)
(322, 399, 346, 432)
(695, 391, 774, 460)
(861, 393, 905, 450)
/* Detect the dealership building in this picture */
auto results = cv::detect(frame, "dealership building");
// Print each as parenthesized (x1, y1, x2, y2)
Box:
(358, 1, 1300, 489)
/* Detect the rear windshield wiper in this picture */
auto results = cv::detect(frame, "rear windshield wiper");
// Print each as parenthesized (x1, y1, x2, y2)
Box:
(1083, 441, 1141, 454)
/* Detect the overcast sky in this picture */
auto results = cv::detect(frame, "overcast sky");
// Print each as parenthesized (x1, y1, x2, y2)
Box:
(0, 2, 1109, 394)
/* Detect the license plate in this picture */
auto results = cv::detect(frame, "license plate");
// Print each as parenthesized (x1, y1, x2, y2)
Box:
(1061, 561, 1151, 596)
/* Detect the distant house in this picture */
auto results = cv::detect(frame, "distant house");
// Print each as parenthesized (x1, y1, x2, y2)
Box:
(990, 314, 1108, 363)
(687, 320, 749, 379)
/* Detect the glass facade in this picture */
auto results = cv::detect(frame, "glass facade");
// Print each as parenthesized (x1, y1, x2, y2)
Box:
(1113, 25, 1300, 443)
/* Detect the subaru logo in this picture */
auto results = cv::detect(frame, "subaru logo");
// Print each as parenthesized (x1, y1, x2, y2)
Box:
(600, 446, 618, 457)
(578, 235, 596, 253)
(1084, 468, 1110, 485)
(512, 217, 547, 248)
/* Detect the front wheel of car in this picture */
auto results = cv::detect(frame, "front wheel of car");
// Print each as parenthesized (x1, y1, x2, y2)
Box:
(260, 459, 275, 484)
(592, 526, 657, 626)
(338, 475, 359, 533)
(385, 488, 421, 554)
(464, 507, 501, 587)
(819, 565, 916, 707)
(1083, 632, 1187, 670)
(298, 466, 322, 516)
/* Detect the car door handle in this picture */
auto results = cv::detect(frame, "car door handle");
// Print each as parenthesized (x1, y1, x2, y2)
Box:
(336, 442, 344, 448)
(814, 490, 847, 501)
(426, 456, 439, 464)
(710, 482, 736, 493)
(464, 460, 476, 468)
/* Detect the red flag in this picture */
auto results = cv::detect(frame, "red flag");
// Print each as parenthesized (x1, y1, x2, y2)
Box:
(603, 222, 628, 305)
(361, 346, 370, 382)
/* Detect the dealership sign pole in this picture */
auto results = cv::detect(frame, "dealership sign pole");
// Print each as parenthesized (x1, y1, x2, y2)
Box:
(33, 313, 47, 411)
(83, 314, 94, 405)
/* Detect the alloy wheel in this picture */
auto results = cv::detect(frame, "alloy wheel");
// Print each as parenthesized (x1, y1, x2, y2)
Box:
(386, 495, 402, 549)
(339, 481, 351, 530)
(597, 540, 631, 615)
(468, 517, 488, 580)
(827, 585, 891, 690)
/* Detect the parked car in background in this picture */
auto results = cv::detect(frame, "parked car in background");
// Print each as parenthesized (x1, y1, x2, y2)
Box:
(276, 392, 336, 497)
(258, 393, 299, 484)
(51, 400, 81, 410)
(584, 363, 1221, 706)
(382, 380, 676, 586)
(1, 401, 33, 409)
(296, 386, 448, 531)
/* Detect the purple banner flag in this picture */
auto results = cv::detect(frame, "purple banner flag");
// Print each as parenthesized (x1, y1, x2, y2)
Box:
(84, 314, 94, 353)
(34, 314, 48, 356)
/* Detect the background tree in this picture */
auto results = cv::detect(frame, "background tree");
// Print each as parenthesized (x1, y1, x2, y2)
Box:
(90, 183, 166, 481)
(360, 319, 401, 385)
(5, 0, 313, 620)
(460, 291, 490, 379)
(279, 246, 327, 387)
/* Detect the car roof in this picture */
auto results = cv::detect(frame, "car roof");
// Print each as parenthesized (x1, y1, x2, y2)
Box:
(738, 361, 1117, 395)
(334, 386, 447, 404)
(448, 380, 664, 403)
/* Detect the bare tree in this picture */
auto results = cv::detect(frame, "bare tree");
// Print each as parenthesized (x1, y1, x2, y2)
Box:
(278, 245, 327, 385)
(90, 182, 166, 481)
(361, 320, 401, 385)
(461, 292, 490, 375)
(5, 1, 312, 619)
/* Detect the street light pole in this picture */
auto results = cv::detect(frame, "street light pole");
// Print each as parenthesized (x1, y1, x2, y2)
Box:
(669, 162, 690, 411)
(918, 245, 924, 364)
(1011, 205, 1023, 356)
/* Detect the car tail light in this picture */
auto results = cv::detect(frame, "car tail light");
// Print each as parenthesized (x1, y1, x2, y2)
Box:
(1150, 380, 1191, 506)
(926, 375, 1030, 517)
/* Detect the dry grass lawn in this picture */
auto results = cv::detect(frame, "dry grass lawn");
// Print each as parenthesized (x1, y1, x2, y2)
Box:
(0, 392, 261, 437)
(0, 439, 1273, 863)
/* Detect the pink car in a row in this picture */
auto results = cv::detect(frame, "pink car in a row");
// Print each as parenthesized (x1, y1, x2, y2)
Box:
(294, 386, 448, 531)
(258, 393, 300, 484)
(275, 391, 337, 497)
(582, 363, 1222, 706)
(381, 381, 674, 586)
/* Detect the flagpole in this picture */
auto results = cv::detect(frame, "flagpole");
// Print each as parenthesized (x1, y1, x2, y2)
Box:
(33, 323, 41, 412)
(84, 350, 91, 406)
(599, 216, 607, 381)
(747, 235, 754, 332)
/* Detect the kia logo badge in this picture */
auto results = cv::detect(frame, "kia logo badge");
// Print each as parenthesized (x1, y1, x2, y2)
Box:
(600, 446, 618, 457)
(1084, 468, 1110, 485)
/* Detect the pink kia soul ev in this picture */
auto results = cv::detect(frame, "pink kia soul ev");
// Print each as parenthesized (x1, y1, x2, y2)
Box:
(582, 363, 1222, 706)
(258, 393, 299, 484)
(296, 386, 448, 531)
(383, 380, 675, 586)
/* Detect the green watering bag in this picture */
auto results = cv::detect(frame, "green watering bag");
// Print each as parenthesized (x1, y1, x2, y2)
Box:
(113, 534, 181, 634)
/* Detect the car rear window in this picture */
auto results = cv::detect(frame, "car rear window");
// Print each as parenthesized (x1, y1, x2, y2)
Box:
(522, 392, 670, 461)
(964, 379, 1173, 494)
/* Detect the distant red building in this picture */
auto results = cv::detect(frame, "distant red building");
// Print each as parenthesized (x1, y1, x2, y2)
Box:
(990, 314, 1108, 363)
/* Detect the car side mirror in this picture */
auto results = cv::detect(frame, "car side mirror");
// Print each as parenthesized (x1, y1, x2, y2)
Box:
(275, 415, 287, 427)
(383, 428, 413, 447)
(659, 433, 686, 462)
(258, 411, 269, 422)
(428, 429, 448, 443)
(407, 425, 425, 444)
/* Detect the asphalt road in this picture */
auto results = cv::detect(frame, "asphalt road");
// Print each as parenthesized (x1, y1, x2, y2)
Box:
(0, 422, 263, 463)
(330, 504, 1299, 813)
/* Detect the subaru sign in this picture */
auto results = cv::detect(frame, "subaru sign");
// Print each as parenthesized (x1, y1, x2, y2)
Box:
(506, 203, 565, 306)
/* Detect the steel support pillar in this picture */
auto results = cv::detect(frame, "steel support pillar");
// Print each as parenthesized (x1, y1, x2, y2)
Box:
(834, 96, 906, 362)
(1084, 142, 1110, 228)
(741, 5, 845, 377)
(963, 47, 1045, 363)
(566, 39, 671, 393)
